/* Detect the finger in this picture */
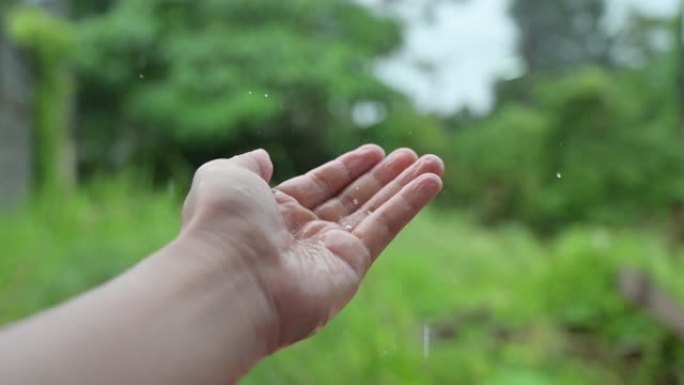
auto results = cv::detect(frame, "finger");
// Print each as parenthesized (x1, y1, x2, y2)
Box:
(314, 148, 418, 222)
(273, 189, 317, 233)
(228, 149, 274, 183)
(275, 144, 385, 209)
(353, 173, 443, 259)
(345, 155, 444, 228)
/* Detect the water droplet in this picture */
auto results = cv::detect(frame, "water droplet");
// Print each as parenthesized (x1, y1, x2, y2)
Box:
(264, 93, 269, 98)
(408, 131, 413, 136)
(139, 74, 144, 79)
(366, 210, 373, 216)
(556, 172, 562, 179)
(345, 225, 352, 231)
(423, 325, 431, 359)
(248, 90, 253, 95)
(353, 199, 359, 206)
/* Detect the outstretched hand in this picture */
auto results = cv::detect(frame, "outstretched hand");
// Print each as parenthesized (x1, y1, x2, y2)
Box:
(181, 145, 444, 348)
(0, 144, 444, 385)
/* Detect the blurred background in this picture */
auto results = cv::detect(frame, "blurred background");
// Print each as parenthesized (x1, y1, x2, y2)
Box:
(2, 0, 684, 383)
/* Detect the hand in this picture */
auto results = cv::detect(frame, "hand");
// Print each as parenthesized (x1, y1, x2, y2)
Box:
(180, 145, 444, 348)
(0, 144, 444, 385)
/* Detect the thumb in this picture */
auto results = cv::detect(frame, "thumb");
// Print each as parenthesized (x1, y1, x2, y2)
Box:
(229, 149, 274, 183)
(182, 149, 274, 227)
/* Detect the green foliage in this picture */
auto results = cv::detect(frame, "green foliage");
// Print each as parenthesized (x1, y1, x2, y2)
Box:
(31, 62, 75, 194)
(5, 2, 684, 383)
(539, 68, 684, 225)
(7, 6, 77, 194)
(0, 177, 179, 324)
(449, 104, 547, 222)
(72, 0, 418, 178)
(450, 67, 684, 230)
(7, 7, 75, 65)
(3, 185, 684, 383)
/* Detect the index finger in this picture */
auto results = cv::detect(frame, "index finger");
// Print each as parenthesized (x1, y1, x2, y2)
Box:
(353, 173, 443, 259)
(275, 144, 385, 209)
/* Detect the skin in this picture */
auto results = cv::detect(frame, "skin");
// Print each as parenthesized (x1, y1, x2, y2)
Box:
(0, 145, 444, 385)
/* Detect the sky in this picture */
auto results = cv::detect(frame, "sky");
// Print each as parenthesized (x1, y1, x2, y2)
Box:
(356, 0, 681, 116)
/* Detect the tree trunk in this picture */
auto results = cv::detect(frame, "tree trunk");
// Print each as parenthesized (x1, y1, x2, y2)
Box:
(26, 0, 77, 195)
(676, 1, 684, 138)
(0, 19, 33, 209)
(42, 0, 77, 194)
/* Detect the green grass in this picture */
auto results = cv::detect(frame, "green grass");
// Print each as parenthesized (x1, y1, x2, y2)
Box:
(246, 216, 684, 385)
(0, 178, 180, 324)
(2, 181, 684, 384)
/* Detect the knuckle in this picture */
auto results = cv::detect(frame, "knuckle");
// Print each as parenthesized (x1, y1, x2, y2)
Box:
(195, 160, 224, 179)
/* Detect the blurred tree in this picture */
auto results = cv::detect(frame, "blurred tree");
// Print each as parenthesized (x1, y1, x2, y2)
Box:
(496, 0, 613, 111)
(69, 0, 111, 18)
(0, 13, 32, 208)
(8, 3, 77, 194)
(72, 0, 425, 181)
(510, 0, 612, 74)
(538, 68, 684, 228)
(450, 104, 547, 223)
(451, 67, 684, 231)
(470, 5, 684, 232)
(676, 1, 684, 137)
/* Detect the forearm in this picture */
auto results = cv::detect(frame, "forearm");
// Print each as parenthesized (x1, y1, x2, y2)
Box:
(0, 236, 276, 385)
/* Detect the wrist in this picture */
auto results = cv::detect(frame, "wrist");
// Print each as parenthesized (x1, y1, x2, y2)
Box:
(138, 234, 282, 377)
(0, 234, 282, 385)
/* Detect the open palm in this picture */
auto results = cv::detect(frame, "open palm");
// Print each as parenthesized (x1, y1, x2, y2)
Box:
(182, 145, 444, 347)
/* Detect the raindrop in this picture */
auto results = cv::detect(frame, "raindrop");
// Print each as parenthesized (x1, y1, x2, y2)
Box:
(139, 74, 145, 79)
(556, 172, 562, 179)
(353, 199, 359, 206)
(423, 325, 431, 359)
(345, 225, 352, 231)
(248, 90, 253, 95)
(264, 93, 269, 98)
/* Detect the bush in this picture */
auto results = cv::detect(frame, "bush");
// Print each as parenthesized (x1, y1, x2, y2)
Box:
(3, 182, 684, 383)
(449, 68, 684, 231)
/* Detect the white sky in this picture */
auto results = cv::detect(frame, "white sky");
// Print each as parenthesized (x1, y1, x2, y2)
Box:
(357, 0, 681, 115)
